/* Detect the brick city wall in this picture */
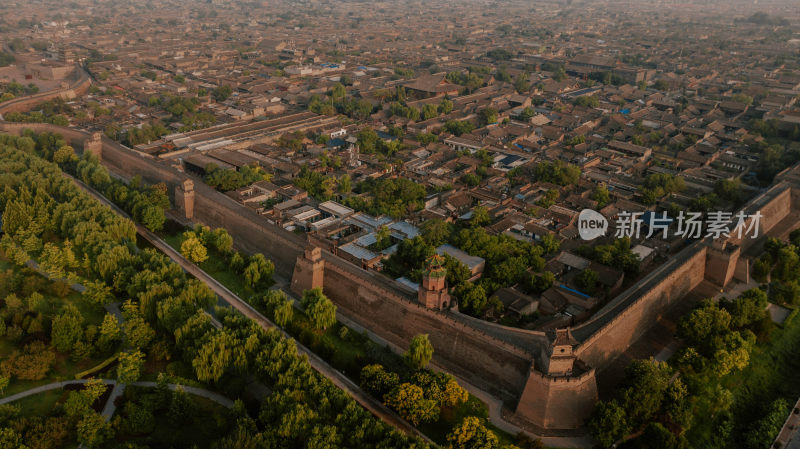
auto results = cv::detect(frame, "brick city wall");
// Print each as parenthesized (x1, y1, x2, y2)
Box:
(735, 184, 792, 252)
(0, 65, 91, 116)
(574, 245, 708, 369)
(755, 186, 792, 236)
(323, 261, 533, 399)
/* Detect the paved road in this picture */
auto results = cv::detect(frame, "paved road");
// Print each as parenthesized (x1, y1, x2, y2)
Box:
(101, 383, 126, 420)
(67, 175, 430, 442)
(0, 379, 234, 410)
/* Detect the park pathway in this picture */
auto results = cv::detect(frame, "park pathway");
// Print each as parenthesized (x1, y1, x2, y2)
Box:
(0, 379, 235, 416)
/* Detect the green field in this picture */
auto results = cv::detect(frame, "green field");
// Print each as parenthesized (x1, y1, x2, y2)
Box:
(10, 387, 67, 417)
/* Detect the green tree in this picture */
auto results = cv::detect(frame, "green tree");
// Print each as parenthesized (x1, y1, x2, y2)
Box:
(405, 334, 434, 369)
(677, 299, 732, 350)
(575, 269, 599, 295)
(462, 173, 481, 187)
(96, 313, 121, 353)
(524, 271, 555, 294)
(422, 103, 439, 120)
(619, 359, 672, 429)
(724, 288, 768, 328)
(588, 400, 630, 449)
(471, 205, 491, 227)
(51, 304, 83, 352)
(443, 254, 471, 287)
(273, 297, 294, 327)
(302, 288, 337, 331)
(421, 219, 452, 247)
(212, 85, 233, 101)
(631, 422, 682, 449)
(77, 411, 113, 448)
(479, 108, 498, 126)
(456, 282, 488, 316)
(244, 253, 274, 289)
(123, 316, 156, 350)
(446, 416, 499, 449)
(180, 232, 209, 263)
(444, 120, 475, 136)
(439, 98, 454, 115)
(574, 95, 600, 108)
(0, 375, 8, 396)
(117, 350, 145, 384)
(540, 234, 560, 255)
(514, 73, 530, 93)
(338, 174, 352, 194)
(375, 226, 392, 250)
(193, 331, 234, 382)
(65, 378, 107, 418)
(411, 370, 469, 408)
(593, 183, 611, 208)
(531, 161, 581, 185)
(209, 228, 234, 254)
(138, 205, 166, 232)
(743, 398, 790, 449)
(360, 364, 400, 397)
(384, 383, 440, 426)
(53, 145, 77, 164)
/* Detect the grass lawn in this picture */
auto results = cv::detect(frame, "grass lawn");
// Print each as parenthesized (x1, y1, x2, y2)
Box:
(0, 345, 113, 397)
(10, 387, 66, 417)
(163, 231, 255, 298)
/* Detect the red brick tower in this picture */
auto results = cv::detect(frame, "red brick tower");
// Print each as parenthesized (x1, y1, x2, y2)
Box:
(418, 254, 451, 310)
(291, 246, 325, 297)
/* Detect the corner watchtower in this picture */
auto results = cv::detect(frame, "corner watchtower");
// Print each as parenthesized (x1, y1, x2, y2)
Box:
(541, 328, 579, 376)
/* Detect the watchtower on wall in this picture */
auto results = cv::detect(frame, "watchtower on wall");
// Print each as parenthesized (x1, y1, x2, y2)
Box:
(418, 254, 451, 310)
(174, 179, 195, 220)
(704, 239, 742, 288)
(83, 131, 103, 161)
(515, 328, 598, 429)
(540, 328, 579, 375)
(292, 246, 325, 297)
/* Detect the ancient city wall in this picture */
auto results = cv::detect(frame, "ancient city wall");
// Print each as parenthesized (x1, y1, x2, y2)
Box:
(793, 187, 800, 212)
(0, 65, 91, 115)
(755, 186, 792, 235)
(736, 184, 792, 252)
(322, 261, 534, 399)
(574, 245, 708, 369)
